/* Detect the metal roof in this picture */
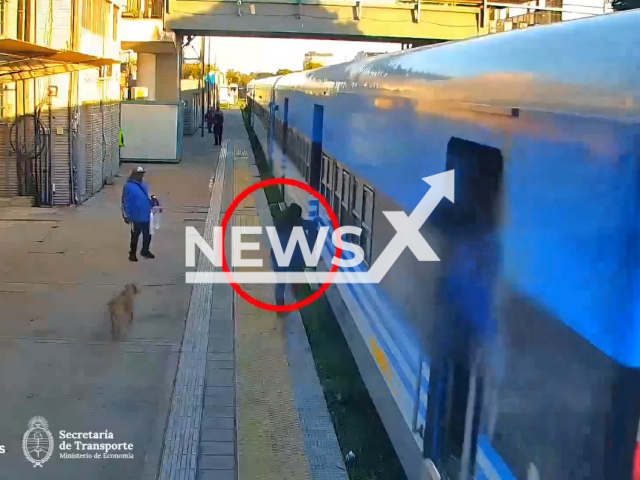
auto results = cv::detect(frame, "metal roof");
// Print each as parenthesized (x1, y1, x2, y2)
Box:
(0, 38, 120, 83)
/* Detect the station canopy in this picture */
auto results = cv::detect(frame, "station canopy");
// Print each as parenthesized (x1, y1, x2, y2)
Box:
(0, 38, 119, 83)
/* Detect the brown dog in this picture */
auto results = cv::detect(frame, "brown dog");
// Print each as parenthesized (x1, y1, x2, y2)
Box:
(108, 283, 140, 340)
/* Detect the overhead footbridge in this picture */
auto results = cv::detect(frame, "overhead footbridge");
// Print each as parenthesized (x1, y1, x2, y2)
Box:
(165, 0, 492, 43)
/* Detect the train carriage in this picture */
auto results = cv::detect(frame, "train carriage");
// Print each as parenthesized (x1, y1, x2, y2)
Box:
(248, 10, 640, 480)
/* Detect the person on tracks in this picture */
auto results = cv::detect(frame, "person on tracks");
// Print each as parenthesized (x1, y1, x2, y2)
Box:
(121, 166, 156, 262)
(213, 107, 224, 146)
(270, 203, 317, 306)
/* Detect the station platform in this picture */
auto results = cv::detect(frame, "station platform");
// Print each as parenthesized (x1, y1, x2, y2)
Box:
(0, 109, 346, 480)
(159, 111, 347, 480)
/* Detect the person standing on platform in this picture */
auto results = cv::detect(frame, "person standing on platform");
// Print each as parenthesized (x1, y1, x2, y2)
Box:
(205, 107, 214, 134)
(213, 107, 224, 146)
(118, 127, 125, 167)
(121, 166, 156, 262)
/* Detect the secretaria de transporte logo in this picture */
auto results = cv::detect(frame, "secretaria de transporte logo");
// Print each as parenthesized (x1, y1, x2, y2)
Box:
(22, 417, 54, 467)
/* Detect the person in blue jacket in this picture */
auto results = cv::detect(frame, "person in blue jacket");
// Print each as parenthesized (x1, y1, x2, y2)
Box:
(270, 203, 317, 306)
(121, 166, 155, 262)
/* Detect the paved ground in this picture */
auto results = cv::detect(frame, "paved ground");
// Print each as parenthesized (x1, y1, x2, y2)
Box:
(0, 111, 347, 480)
(0, 131, 219, 480)
(159, 111, 347, 480)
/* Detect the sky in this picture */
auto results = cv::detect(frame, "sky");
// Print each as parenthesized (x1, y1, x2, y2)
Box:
(183, 36, 402, 74)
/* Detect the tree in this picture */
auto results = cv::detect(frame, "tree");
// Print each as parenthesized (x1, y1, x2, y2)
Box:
(240, 73, 255, 86)
(276, 69, 293, 76)
(612, 0, 640, 9)
(254, 72, 275, 79)
(303, 61, 323, 71)
(226, 69, 242, 85)
(182, 63, 216, 79)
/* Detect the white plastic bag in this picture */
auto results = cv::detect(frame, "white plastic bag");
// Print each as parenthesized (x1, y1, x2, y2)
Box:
(151, 206, 162, 231)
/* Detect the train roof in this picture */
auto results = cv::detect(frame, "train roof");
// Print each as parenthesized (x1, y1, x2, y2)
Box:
(247, 76, 282, 89)
(273, 10, 640, 119)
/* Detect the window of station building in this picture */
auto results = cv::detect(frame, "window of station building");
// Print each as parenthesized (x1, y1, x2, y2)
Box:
(0, 0, 5, 36)
(113, 5, 119, 41)
(100, 64, 113, 78)
(82, 0, 108, 36)
(17, 0, 32, 42)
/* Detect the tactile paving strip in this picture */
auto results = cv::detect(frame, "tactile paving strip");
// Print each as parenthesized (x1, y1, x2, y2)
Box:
(234, 144, 249, 158)
(248, 162, 349, 480)
(234, 159, 255, 209)
(158, 141, 229, 480)
(234, 155, 312, 480)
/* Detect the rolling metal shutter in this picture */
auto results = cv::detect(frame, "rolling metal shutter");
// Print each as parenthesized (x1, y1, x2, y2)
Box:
(50, 102, 70, 206)
(0, 122, 18, 197)
(105, 102, 119, 180)
(84, 103, 103, 197)
(79, 101, 119, 202)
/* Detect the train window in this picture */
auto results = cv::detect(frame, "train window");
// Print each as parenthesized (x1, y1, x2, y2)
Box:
(308, 145, 313, 181)
(305, 140, 311, 183)
(362, 186, 374, 226)
(286, 126, 291, 152)
(351, 179, 358, 214)
(341, 171, 349, 199)
(333, 165, 341, 217)
(320, 155, 328, 196)
(341, 171, 350, 226)
(325, 157, 333, 203)
(445, 137, 503, 231)
(361, 186, 374, 265)
(350, 179, 361, 243)
(301, 140, 307, 180)
(300, 138, 304, 175)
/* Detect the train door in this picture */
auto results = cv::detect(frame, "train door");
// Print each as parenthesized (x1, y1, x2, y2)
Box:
(425, 137, 504, 480)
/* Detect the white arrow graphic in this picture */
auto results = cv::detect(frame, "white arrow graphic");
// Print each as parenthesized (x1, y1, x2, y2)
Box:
(366, 169, 454, 282)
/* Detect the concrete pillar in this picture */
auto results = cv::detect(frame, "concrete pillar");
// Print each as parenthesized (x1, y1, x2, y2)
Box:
(137, 53, 157, 100)
(155, 52, 179, 102)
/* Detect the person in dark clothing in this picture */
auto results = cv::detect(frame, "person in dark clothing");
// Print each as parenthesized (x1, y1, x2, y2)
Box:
(121, 166, 155, 262)
(205, 107, 214, 133)
(213, 108, 224, 146)
(270, 203, 317, 305)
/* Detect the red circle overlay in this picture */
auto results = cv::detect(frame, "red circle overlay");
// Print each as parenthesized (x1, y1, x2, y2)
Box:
(220, 178, 343, 312)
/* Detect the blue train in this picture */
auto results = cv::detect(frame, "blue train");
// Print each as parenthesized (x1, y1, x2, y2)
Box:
(248, 10, 640, 480)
